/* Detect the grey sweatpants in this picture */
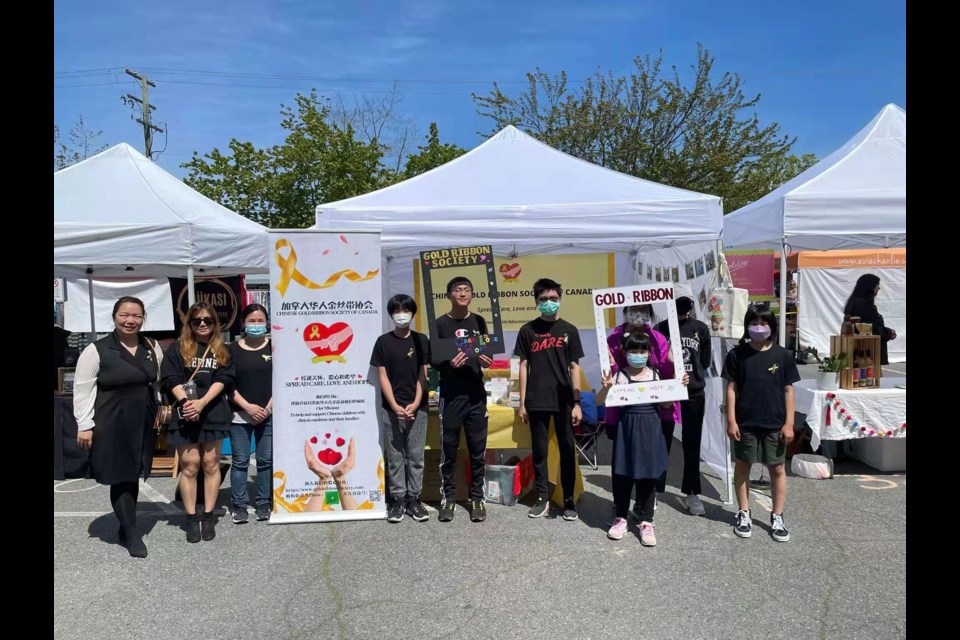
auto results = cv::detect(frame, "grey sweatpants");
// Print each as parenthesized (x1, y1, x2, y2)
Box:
(383, 409, 428, 502)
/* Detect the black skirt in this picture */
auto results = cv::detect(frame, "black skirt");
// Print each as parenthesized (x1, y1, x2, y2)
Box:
(166, 423, 230, 446)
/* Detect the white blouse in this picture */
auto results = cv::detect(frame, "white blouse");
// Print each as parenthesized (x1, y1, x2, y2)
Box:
(72, 341, 164, 432)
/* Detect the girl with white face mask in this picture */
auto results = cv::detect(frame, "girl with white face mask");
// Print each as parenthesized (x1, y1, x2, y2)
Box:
(368, 294, 431, 524)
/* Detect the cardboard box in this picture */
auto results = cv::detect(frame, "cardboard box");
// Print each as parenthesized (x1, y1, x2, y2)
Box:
(849, 437, 906, 472)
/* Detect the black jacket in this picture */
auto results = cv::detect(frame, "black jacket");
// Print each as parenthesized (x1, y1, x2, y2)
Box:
(844, 297, 893, 365)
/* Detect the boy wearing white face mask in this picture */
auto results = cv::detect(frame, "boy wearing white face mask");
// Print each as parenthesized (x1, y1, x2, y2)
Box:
(722, 305, 800, 543)
(370, 294, 431, 523)
(514, 278, 584, 521)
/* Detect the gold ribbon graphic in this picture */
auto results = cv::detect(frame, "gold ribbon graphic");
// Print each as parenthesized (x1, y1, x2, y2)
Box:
(272, 471, 313, 513)
(356, 457, 386, 510)
(274, 239, 380, 297)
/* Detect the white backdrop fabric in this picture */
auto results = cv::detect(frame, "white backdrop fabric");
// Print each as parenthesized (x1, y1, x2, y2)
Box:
(64, 277, 174, 332)
(798, 267, 906, 363)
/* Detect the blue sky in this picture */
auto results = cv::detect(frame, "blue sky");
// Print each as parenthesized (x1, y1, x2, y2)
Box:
(54, 0, 906, 180)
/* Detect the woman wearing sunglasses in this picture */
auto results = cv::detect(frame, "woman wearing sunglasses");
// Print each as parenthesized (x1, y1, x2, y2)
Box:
(161, 302, 235, 543)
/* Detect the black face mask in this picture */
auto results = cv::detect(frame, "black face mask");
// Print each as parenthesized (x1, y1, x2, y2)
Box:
(676, 302, 694, 318)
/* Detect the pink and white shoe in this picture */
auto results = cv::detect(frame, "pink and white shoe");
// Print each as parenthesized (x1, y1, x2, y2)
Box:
(640, 521, 657, 547)
(607, 517, 628, 540)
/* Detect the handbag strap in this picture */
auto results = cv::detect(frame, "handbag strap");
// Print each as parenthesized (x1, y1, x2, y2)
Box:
(187, 344, 213, 383)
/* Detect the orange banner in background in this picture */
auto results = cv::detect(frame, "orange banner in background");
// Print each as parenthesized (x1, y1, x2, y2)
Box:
(797, 248, 906, 269)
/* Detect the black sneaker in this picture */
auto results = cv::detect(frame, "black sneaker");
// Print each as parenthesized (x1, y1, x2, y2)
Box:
(527, 497, 550, 518)
(200, 512, 217, 541)
(734, 509, 752, 539)
(438, 500, 456, 522)
(770, 513, 790, 542)
(125, 535, 148, 558)
(232, 506, 249, 524)
(255, 504, 271, 522)
(470, 499, 487, 522)
(387, 501, 405, 523)
(405, 500, 430, 522)
(562, 500, 579, 521)
(185, 514, 201, 543)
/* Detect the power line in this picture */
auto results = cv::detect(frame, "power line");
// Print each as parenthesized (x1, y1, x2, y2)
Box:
(122, 68, 164, 159)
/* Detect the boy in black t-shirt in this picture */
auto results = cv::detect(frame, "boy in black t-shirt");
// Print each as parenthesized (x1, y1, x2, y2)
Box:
(431, 277, 493, 523)
(721, 306, 801, 543)
(515, 278, 584, 521)
(370, 294, 431, 524)
(653, 296, 712, 516)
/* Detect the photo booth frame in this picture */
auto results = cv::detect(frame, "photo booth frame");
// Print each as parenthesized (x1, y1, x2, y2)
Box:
(593, 284, 689, 407)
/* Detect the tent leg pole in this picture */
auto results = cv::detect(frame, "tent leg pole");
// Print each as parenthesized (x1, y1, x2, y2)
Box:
(187, 266, 196, 306)
(87, 276, 97, 342)
(779, 239, 788, 348)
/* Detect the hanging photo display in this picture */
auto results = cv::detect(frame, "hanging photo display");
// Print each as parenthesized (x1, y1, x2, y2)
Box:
(593, 284, 689, 407)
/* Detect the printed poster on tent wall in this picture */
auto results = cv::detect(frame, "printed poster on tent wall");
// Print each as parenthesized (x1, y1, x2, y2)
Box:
(725, 250, 775, 301)
(268, 230, 385, 523)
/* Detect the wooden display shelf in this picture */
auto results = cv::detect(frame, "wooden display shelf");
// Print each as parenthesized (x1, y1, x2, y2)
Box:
(829, 334, 882, 390)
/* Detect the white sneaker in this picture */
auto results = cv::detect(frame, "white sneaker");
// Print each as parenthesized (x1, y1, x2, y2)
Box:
(685, 494, 705, 516)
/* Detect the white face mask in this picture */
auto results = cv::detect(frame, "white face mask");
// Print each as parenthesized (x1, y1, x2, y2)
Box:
(393, 313, 412, 328)
(626, 311, 650, 326)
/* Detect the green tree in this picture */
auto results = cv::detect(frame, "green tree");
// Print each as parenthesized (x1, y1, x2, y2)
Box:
(472, 45, 817, 213)
(182, 91, 388, 228)
(403, 122, 467, 178)
(54, 116, 107, 171)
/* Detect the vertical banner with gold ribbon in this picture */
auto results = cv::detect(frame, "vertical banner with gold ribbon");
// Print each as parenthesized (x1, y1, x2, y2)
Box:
(268, 230, 385, 523)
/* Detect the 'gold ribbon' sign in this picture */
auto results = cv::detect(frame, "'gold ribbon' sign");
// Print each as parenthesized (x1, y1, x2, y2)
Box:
(274, 239, 380, 297)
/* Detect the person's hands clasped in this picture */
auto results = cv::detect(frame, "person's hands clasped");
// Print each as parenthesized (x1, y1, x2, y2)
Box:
(402, 403, 419, 424)
(77, 430, 93, 450)
(183, 398, 206, 422)
(246, 403, 268, 423)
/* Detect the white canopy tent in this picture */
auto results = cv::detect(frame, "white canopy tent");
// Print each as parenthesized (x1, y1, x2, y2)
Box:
(723, 104, 906, 343)
(54, 143, 268, 333)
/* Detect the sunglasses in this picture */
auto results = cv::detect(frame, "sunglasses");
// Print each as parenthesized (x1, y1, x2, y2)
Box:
(190, 317, 216, 327)
(538, 296, 560, 303)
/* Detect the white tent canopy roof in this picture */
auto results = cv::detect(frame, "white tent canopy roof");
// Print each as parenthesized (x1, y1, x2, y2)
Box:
(316, 125, 722, 251)
(723, 104, 906, 251)
(54, 143, 269, 277)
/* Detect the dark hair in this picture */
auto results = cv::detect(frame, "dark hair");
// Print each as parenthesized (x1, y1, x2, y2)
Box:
(241, 303, 268, 323)
(387, 294, 417, 316)
(112, 296, 146, 318)
(533, 278, 562, 300)
(844, 274, 881, 315)
(621, 331, 651, 353)
(446, 277, 474, 294)
(740, 305, 778, 345)
(622, 304, 653, 316)
(676, 296, 694, 316)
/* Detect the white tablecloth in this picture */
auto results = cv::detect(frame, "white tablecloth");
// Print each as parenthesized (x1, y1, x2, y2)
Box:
(796, 377, 906, 450)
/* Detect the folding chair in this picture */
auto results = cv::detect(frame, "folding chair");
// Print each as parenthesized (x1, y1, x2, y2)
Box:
(574, 419, 604, 470)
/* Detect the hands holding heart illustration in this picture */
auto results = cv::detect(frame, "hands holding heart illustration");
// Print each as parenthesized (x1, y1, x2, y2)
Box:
(303, 436, 359, 511)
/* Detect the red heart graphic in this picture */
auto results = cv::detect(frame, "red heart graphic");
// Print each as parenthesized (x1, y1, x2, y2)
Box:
(423, 259, 430, 266)
(326, 449, 343, 465)
(322, 249, 330, 255)
(325, 433, 331, 439)
(303, 322, 354, 362)
(317, 449, 330, 464)
(357, 374, 363, 379)
(499, 263, 522, 280)
(336, 437, 346, 447)
(310, 436, 318, 444)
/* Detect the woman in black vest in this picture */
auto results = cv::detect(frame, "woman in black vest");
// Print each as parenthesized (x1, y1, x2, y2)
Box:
(162, 302, 235, 543)
(74, 296, 161, 558)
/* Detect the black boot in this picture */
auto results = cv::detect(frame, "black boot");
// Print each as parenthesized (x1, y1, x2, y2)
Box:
(125, 532, 148, 558)
(185, 513, 201, 543)
(200, 511, 217, 541)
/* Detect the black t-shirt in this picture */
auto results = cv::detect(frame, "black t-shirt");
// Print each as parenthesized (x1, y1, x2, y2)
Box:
(160, 340, 236, 430)
(370, 330, 430, 410)
(227, 340, 273, 409)
(431, 313, 488, 403)
(721, 343, 801, 430)
(514, 318, 584, 411)
(654, 318, 712, 397)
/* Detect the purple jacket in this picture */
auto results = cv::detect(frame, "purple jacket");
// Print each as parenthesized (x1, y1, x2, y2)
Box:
(605, 323, 681, 423)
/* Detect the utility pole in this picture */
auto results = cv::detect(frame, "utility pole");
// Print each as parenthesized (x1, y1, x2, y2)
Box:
(123, 68, 164, 159)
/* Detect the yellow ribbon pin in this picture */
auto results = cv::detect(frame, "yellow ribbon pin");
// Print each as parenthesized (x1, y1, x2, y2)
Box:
(274, 239, 380, 297)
